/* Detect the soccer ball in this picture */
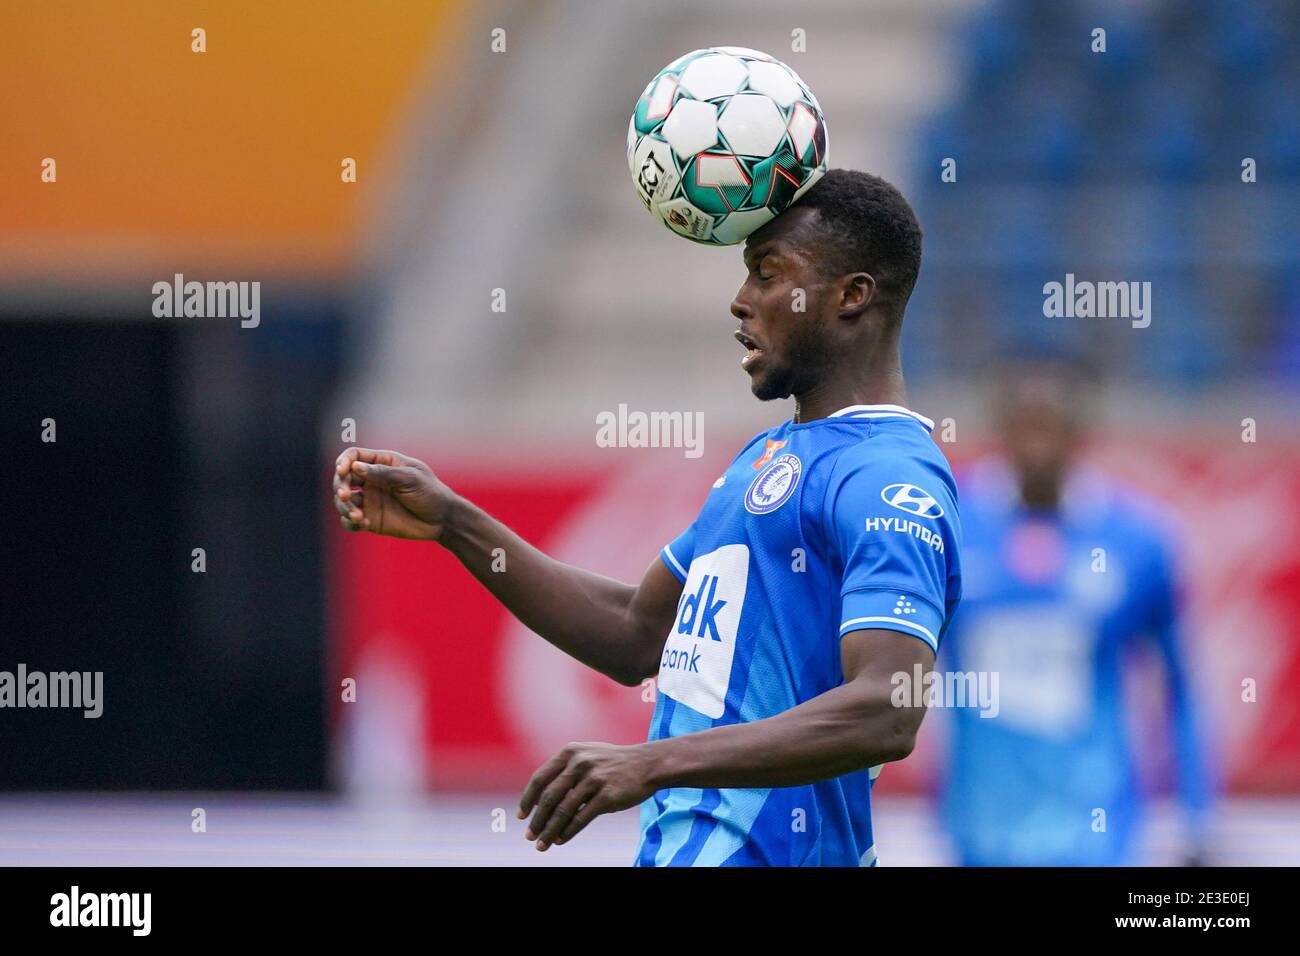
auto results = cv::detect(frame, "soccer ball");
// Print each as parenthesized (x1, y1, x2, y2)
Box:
(628, 47, 828, 246)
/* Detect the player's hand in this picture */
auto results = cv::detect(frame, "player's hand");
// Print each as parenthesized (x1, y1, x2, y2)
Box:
(518, 741, 657, 851)
(332, 447, 455, 540)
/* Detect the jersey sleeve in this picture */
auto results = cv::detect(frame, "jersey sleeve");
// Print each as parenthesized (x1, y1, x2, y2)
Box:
(659, 522, 695, 583)
(825, 448, 959, 654)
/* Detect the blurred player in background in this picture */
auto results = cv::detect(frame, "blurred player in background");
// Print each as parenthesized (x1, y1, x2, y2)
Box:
(937, 361, 1214, 866)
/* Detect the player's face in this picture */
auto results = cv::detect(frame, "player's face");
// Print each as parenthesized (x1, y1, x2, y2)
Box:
(1000, 396, 1078, 496)
(732, 209, 837, 402)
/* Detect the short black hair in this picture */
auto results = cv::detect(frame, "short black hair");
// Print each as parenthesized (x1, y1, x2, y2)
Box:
(793, 169, 923, 316)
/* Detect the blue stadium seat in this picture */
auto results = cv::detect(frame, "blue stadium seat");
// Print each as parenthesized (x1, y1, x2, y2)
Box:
(910, 0, 1298, 385)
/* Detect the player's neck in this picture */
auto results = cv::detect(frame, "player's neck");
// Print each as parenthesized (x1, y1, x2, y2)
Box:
(792, 363, 907, 424)
(1019, 479, 1064, 512)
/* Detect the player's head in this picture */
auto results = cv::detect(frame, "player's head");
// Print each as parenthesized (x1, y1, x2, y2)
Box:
(732, 169, 923, 401)
(993, 358, 1095, 507)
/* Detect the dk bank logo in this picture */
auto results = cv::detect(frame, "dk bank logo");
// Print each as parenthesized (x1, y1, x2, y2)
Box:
(658, 544, 749, 719)
(881, 482, 944, 519)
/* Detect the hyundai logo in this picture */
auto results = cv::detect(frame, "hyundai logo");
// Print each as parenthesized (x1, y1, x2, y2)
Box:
(880, 483, 944, 519)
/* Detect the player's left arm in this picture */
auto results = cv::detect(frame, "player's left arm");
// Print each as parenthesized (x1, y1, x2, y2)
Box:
(1145, 531, 1215, 862)
(518, 628, 932, 850)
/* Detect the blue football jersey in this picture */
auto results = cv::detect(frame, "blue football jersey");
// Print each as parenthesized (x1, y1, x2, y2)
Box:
(638, 404, 963, 866)
(937, 459, 1213, 866)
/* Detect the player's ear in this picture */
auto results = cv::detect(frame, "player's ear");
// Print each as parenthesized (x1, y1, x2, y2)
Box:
(839, 271, 876, 319)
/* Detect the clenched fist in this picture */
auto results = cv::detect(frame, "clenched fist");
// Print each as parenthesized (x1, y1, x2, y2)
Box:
(332, 447, 457, 541)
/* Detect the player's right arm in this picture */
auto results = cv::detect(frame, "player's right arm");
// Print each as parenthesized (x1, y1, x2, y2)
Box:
(332, 447, 680, 686)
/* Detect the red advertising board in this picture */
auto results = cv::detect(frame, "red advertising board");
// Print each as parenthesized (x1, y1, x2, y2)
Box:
(330, 437, 1300, 793)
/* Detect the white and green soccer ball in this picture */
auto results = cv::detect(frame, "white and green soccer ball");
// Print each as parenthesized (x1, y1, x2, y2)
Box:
(628, 47, 828, 246)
